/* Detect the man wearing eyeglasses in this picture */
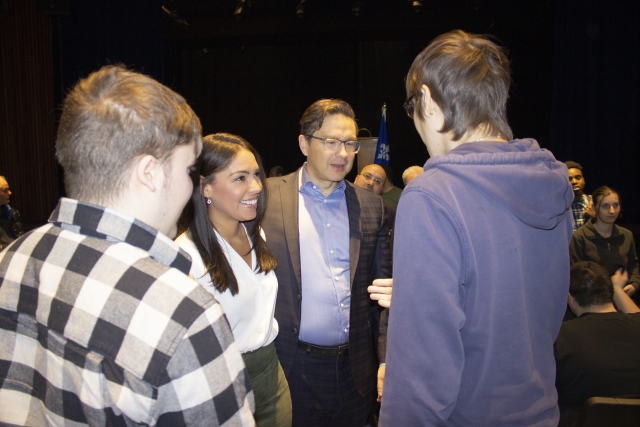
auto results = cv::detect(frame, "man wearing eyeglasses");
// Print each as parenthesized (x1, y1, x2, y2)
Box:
(355, 164, 396, 242)
(263, 99, 392, 426)
(354, 164, 386, 196)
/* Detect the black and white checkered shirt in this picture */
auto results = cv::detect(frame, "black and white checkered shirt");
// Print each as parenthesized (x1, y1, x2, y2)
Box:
(0, 198, 255, 426)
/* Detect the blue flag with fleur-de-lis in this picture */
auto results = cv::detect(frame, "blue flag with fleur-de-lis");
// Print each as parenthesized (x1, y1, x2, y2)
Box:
(374, 104, 390, 165)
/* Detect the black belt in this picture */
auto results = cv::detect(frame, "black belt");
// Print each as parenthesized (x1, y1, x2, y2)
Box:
(297, 340, 349, 358)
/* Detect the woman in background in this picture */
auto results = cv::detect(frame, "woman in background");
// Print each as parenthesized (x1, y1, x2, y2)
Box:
(570, 186, 640, 298)
(176, 133, 291, 427)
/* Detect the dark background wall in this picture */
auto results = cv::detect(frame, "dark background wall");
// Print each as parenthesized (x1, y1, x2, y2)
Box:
(163, 0, 558, 187)
(1, 0, 638, 227)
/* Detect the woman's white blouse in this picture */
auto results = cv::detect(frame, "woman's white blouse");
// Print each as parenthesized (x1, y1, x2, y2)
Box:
(175, 227, 278, 353)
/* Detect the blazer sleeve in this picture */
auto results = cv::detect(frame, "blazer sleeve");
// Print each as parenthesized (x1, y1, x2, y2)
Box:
(373, 197, 392, 363)
(627, 235, 640, 290)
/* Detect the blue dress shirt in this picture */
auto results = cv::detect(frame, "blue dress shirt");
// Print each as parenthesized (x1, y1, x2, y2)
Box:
(298, 165, 351, 346)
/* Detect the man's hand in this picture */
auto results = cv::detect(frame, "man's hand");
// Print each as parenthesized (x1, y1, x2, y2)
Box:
(612, 269, 636, 296)
(377, 364, 386, 402)
(369, 278, 392, 308)
(585, 201, 596, 218)
(611, 269, 629, 291)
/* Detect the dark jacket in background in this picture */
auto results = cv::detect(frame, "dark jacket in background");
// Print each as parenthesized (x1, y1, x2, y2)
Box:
(0, 204, 23, 251)
(570, 218, 640, 291)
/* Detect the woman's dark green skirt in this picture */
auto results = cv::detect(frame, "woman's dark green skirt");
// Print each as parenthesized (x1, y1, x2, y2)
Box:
(242, 342, 292, 427)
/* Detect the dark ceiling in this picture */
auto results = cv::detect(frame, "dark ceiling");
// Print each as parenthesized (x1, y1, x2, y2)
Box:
(160, 0, 511, 43)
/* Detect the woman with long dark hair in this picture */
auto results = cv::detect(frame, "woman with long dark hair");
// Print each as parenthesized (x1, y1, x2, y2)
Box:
(176, 133, 291, 427)
(570, 186, 640, 298)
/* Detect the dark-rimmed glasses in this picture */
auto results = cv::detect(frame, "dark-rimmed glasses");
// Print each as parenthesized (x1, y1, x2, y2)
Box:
(306, 135, 360, 153)
(403, 95, 415, 119)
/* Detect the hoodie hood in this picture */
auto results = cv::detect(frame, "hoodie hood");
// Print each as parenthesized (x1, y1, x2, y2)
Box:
(425, 139, 573, 230)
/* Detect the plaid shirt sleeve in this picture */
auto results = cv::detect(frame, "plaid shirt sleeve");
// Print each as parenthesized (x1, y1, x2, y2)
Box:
(154, 303, 255, 426)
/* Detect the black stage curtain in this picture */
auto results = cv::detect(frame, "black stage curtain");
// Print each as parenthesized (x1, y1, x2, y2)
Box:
(550, 0, 640, 221)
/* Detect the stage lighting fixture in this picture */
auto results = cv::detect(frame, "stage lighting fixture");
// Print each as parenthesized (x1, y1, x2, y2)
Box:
(352, 1, 363, 17)
(162, 6, 190, 30)
(296, 0, 306, 19)
(234, 0, 246, 19)
(410, 0, 423, 12)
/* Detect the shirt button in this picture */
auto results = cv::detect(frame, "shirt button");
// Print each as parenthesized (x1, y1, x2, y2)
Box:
(297, 294, 301, 301)
(293, 328, 298, 334)
(323, 200, 327, 203)
(327, 223, 330, 227)
(335, 277, 339, 280)
(340, 303, 344, 307)
(330, 250, 334, 254)
(344, 328, 348, 333)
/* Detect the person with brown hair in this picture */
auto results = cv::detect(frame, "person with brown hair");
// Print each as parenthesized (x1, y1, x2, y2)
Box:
(0, 65, 254, 426)
(569, 186, 640, 298)
(381, 30, 573, 426)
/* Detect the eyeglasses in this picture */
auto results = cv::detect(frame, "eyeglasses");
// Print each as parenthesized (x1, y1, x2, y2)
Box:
(362, 173, 383, 186)
(306, 135, 361, 153)
(403, 95, 415, 119)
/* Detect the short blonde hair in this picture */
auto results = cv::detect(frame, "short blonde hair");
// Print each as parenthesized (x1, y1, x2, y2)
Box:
(402, 166, 424, 185)
(56, 65, 202, 204)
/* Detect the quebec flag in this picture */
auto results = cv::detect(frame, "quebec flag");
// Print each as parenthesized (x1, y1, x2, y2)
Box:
(374, 103, 390, 165)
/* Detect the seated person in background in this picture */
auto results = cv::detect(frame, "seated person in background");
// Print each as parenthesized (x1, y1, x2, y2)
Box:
(569, 186, 640, 298)
(555, 261, 640, 427)
(0, 175, 23, 251)
(401, 165, 423, 186)
(565, 161, 594, 231)
(379, 164, 402, 208)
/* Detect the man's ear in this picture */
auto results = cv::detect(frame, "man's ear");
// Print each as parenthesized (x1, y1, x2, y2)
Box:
(299, 134, 309, 156)
(134, 154, 162, 193)
(419, 84, 442, 120)
(567, 293, 580, 316)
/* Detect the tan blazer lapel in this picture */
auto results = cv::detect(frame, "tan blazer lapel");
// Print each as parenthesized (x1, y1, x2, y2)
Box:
(282, 169, 302, 291)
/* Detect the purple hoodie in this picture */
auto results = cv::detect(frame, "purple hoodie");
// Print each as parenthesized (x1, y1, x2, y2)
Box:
(380, 139, 573, 426)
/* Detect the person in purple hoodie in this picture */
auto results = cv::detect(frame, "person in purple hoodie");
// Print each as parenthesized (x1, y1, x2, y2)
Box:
(379, 30, 574, 426)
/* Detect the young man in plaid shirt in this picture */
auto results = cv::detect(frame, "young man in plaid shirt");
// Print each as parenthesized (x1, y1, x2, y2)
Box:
(0, 66, 255, 426)
(566, 161, 594, 231)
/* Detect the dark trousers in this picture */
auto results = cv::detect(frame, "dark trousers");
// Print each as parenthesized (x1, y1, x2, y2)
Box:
(287, 345, 372, 427)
